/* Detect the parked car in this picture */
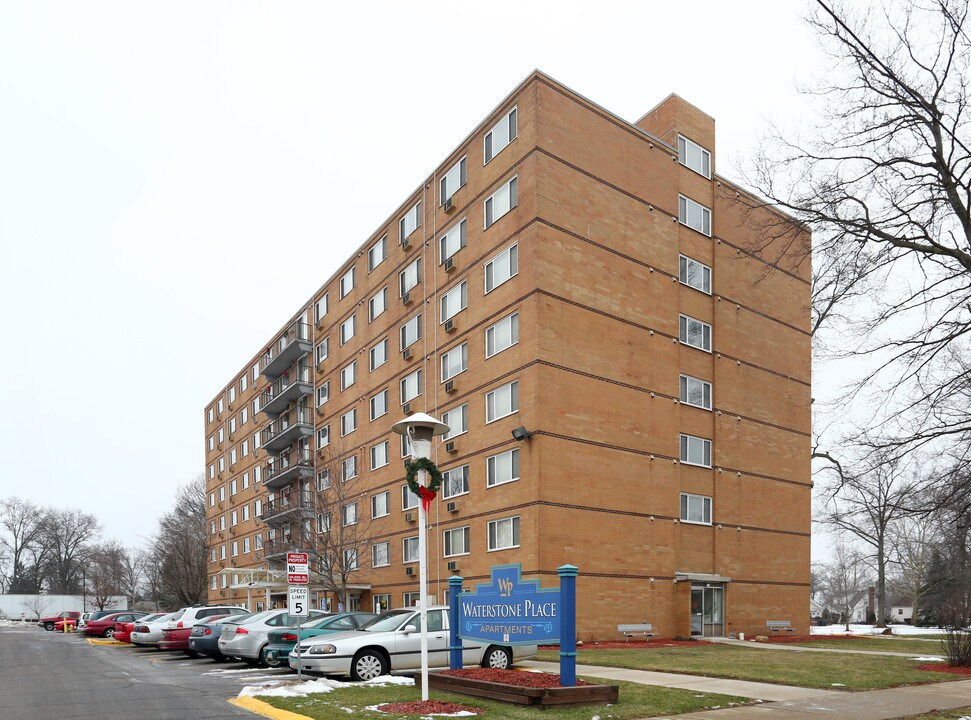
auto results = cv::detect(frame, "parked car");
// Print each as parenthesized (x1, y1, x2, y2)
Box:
(130, 613, 176, 647)
(264, 612, 376, 667)
(38, 611, 80, 631)
(289, 606, 537, 680)
(114, 614, 166, 644)
(160, 614, 233, 655)
(219, 609, 328, 667)
(79, 612, 93, 628)
(163, 604, 247, 631)
(84, 612, 148, 638)
(187, 613, 255, 662)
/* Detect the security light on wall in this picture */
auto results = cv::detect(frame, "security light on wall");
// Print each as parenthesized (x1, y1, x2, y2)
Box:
(511, 426, 532, 441)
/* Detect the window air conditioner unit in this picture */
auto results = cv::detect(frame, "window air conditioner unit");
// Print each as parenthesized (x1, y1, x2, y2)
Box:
(447, 560, 459, 571)
(446, 501, 458, 513)
(444, 319, 455, 333)
(402, 348, 412, 361)
(444, 380, 455, 393)
(443, 196, 455, 213)
(401, 236, 411, 249)
(403, 402, 412, 414)
(404, 511, 415, 523)
(445, 441, 456, 453)
(406, 566, 415, 575)
(444, 257, 455, 272)
(402, 291, 412, 305)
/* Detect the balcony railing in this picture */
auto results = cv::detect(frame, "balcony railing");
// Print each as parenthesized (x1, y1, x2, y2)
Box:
(261, 319, 311, 379)
(261, 360, 313, 417)
(262, 532, 312, 558)
(260, 495, 314, 524)
(260, 404, 313, 454)
(264, 446, 314, 490)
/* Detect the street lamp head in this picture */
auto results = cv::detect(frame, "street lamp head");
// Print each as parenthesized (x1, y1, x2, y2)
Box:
(391, 412, 451, 459)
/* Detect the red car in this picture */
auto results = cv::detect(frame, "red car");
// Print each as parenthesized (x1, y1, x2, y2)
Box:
(38, 611, 80, 631)
(159, 614, 230, 655)
(114, 613, 164, 643)
(83, 611, 147, 638)
(52, 618, 79, 632)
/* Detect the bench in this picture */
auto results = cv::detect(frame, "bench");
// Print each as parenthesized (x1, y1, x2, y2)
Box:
(617, 623, 657, 641)
(766, 620, 794, 634)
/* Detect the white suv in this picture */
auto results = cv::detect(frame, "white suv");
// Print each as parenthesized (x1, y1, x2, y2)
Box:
(164, 604, 247, 630)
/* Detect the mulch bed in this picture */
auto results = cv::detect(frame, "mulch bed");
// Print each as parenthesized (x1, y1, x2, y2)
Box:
(540, 639, 710, 650)
(916, 663, 971, 676)
(441, 668, 593, 687)
(377, 700, 484, 715)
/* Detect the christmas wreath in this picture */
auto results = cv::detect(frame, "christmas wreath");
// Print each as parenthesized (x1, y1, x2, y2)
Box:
(405, 457, 443, 512)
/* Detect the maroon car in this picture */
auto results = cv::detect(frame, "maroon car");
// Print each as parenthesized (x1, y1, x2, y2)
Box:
(83, 611, 147, 638)
(159, 614, 230, 655)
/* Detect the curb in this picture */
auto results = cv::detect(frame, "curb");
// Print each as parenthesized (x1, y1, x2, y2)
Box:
(229, 696, 310, 719)
(86, 638, 126, 646)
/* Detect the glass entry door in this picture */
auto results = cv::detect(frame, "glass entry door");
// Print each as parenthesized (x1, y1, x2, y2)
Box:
(690, 584, 725, 637)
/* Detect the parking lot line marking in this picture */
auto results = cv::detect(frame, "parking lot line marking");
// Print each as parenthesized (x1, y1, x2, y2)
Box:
(230, 696, 307, 720)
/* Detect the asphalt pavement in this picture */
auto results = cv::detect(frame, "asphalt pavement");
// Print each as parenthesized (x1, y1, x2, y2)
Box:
(0, 624, 295, 719)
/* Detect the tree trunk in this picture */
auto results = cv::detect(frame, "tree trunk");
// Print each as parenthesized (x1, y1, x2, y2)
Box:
(877, 537, 887, 628)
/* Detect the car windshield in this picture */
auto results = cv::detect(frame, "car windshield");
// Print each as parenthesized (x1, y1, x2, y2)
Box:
(211, 612, 254, 625)
(359, 609, 412, 632)
(168, 608, 187, 622)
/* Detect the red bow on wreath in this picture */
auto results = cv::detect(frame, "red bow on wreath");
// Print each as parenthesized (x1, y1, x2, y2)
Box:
(417, 485, 437, 512)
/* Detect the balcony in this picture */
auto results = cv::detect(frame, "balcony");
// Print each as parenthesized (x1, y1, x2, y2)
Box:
(262, 532, 312, 559)
(261, 360, 313, 418)
(260, 495, 314, 525)
(260, 405, 313, 454)
(261, 319, 311, 380)
(264, 447, 314, 490)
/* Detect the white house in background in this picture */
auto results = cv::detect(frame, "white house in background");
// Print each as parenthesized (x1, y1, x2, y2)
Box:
(890, 596, 914, 624)
(809, 598, 824, 619)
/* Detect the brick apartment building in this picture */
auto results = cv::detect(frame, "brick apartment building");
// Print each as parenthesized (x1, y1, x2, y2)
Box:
(203, 70, 811, 641)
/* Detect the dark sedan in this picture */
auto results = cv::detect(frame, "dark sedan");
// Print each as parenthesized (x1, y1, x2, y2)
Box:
(187, 613, 254, 661)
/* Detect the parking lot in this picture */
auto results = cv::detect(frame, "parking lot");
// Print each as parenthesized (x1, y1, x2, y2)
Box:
(0, 624, 297, 719)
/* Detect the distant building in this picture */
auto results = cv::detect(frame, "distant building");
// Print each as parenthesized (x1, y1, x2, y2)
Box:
(891, 596, 914, 624)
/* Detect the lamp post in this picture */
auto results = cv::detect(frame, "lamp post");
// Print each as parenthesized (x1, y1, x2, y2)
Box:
(391, 412, 449, 703)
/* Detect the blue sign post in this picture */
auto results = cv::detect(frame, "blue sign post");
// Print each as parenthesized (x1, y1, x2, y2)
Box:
(557, 564, 578, 686)
(448, 575, 463, 671)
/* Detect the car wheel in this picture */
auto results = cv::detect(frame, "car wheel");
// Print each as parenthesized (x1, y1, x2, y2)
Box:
(260, 647, 285, 669)
(482, 645, 512, 670)
(350, 649, 388, 681)
(102, 628, 114, 638)
(44, 622, 55, 631)
(243, 657, 260, 667)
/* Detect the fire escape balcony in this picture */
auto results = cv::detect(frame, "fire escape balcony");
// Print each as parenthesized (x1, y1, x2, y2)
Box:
(261, 319, 311, 380)
(260, 496, 314, 526)
(262, 532, 312, 560)
(264, 447, 314, 490)
(261, 360, 313, 418)
(260, 405, 313, 455)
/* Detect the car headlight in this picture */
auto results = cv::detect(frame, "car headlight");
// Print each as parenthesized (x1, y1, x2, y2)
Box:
(308, 644, 337, 655)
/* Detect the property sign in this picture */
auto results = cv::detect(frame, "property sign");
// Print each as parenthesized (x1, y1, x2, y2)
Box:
(458, 564, 561, 645)
(287, 586, 309, 617)
(287, 552, 309, 584)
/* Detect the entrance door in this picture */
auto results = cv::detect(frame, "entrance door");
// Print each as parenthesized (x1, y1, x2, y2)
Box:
(690, 585, 725, 637)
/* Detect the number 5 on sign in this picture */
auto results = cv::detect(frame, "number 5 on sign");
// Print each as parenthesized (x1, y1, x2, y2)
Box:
(288, 586, 309, 617)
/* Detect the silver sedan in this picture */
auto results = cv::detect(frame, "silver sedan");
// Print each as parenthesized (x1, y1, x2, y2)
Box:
(218, 609, 327, 666)
(288, 606, 537, 681)
(130, 613, 176, 647)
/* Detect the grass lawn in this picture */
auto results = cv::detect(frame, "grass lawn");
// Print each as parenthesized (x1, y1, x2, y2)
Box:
(785, 637, 947, 654)
(534, 645, 955, 690)
(899, 709, 971, 720)
(257, 678, 747, 719)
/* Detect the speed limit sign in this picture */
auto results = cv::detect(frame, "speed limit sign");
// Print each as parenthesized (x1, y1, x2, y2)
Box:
(288, 586, 309, 617)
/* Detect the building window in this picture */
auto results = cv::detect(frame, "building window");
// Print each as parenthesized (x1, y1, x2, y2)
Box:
(317, 513, 331, 533)
(679, 315, 712, 352)
(681, 493, 713, 525)
(209, 492, 215, 507)
(254, 465, 261, 483)
(218, 427, 224, 444)
(240, 375, 247, 393)
(440, 280, 467, 323)
(400, 314, 421, 350)
(678, 135, 711, 178)
(220, 545, 227, 560)
(317, 469, 331, 491)
(443, 464, 470, 498)
(210, 576, 217, 590)
(254, 499, 262, 516)
(340, 314, 356, 345)
(488, 516, 520, 551)
(209, 464, 214, 480)
(487, 448, 519, 487)
(680, 434, 712, 468)
(679, 195, 712, 236)
(210, 520, 216, 535)
(230, 510, 238, 526)
(314, 294, 328, 324)
(217, 398, 224, 414)
(440, 219, 467, 263)
(231, 541, 239, 557)
(340, 267, 355, 298)
(400, 369, 422, 404)
(342, 456, 358, 482)
(486, 312, 519, 358)
(368, 236, 387, 272)
(403, 591, 420, 607)
(679, 255, 712, 294)
(242, 473, 250, 490)
(370, 440, 389, 470)
(207, 408, 214, 424)
(441, 156, 467, 202)
(340, 408, 357, 437)
(441, 403, 468, 440)
(400, 201, 421, 242)
(228, 386, 236, 404)
(444, 526, 471, 557)
(484, 107, 517, 164)
(441, 342, 468, 382)
(219, 486, 226, 502)
(484, 243, 518, 293)
(373, 594, 391, 613)
(370, 338, 389, 370)
(680, 375, 712, 410)
(370, 389, 389, 420)
(316, 381, 330, 407)
(372, 542, 390, 568)
(218, 457, 225, 473)
(484, 176, 518, 229)
(341, 361, 357, 390)
(252, 398, 259, 416)
(344, 549, 359, 572)
(403, 536, 419, 563)
(230, 479, 238, 496)
(485, 380, 518, 422)
(402, 484, 419, 510)
(342, 502, 358, 527)
(241, 440, 248, 457)
(229, 417, 237, 436)
(317, 424, 330, 448)
(208, 436, 214, 452)
(400, 259, 421, 297)
(371, 491, 390, 519)
(254, 533, 263, 550)
(242, 505, 250, 522)
(243, 537, 251, 553)
(316, 337, 329, 366)
(369, 287, 387, 322)
(241, 408, 248, 425)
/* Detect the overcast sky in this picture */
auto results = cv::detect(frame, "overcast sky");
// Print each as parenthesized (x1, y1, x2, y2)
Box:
(0, 1, 829, 557)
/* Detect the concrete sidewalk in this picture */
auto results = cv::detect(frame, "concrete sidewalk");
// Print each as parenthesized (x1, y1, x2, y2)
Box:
(710, 637, 945, 659)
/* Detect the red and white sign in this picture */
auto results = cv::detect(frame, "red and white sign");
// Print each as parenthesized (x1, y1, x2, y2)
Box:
(287, 552, 309, 584)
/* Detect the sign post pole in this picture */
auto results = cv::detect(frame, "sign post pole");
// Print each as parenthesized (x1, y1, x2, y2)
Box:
(448, 575, 463, 670)
(557, 564, 578, 687)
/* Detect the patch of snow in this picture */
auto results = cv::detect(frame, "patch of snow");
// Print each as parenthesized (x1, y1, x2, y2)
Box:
(831, 683, 845, 687)
(811, 624, 947, 636)
(240, 673, 415, 699)
(911, 656, 945, 662)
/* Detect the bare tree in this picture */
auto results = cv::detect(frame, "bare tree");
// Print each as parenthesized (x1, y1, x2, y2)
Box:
(119, 548, 143, 610)
(822, 539, 873, 631)
(0, 498, 46, 593)
(21, 595, 51, 623)
(889, 509, 941, 625)
(139, 546, 164, 611)
(87, 541, 126, 610)
(152, 476, 208, 607)
(37, 508, 100, 594)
